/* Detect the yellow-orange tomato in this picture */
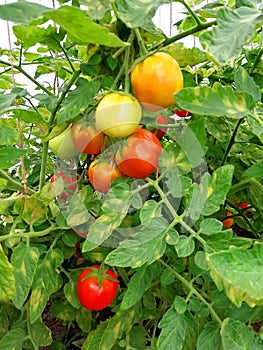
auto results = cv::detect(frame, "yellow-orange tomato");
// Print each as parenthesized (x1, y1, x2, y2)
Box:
(88, 157, 125, 194)
(130, 52, 183, 110)
(222, 211, 234, 229)
(95, 93, 141, 137)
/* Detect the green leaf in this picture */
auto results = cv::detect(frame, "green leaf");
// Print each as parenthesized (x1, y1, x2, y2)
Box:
(199, 218, 224, 235)
(197, 321, 221, 350)
(0, 119, 18, 146)
(157, 309, 198, 350)
(13, 108, 46, 125)
(99, 307, 138, 349)
(175, 83, 255, 118)
(235, 67, 261, 103)
(243, 163, 263, 179)
(13, 24, 64, 50)
(47, 6, 125, 47)
(82, 321, 108, 349)
(105, 221, 167, 268)
(0, 1, 50, 23)
(11, 243, 39, 309)
(173, 296, 187, 314)
(202, 165, 234, 216)
(200, 6, 262, 64)
(78, 0, 111, 20)
(57, 78, 100, 125)
(0, 328, 26, 350)
(0, 93, 17, 115)
(0, 147, 27, 169)
(82, 199, 130, 251)
(0, 245, 15, 301)
(115, 0, 169, 32)
(28, 318, 52, 348)
(207, 243, 263, 308)
(63, 272, 81, 309)
(174, 236, 195, 258)
(76, 307, 92, 333)
(166, 42, 209, 67)
(120, 264, 157, 310)
(22, 197, 48, 225)
(30, 248, 64, 323)
(220, 318, 254, 350)
(139, 200, 162, 224)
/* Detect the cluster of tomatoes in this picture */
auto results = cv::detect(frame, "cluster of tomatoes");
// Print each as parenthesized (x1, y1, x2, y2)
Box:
(51, 51, 186, 310)
(70, 52, 185, 195)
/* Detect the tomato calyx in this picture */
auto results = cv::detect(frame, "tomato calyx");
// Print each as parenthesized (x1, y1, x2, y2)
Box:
(80, 264, 118, 289)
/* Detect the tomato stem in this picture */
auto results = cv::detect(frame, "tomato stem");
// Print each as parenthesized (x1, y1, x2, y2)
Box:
(159, 259, 222, 325)
(220, 117, 244, 166)
(134, 28, 148, 56)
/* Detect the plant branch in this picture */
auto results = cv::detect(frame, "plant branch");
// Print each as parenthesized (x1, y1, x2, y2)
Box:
(221, 118, 244, 166)
(163, 20, 217, 46)
(39, 69, 81, 189)
(0, 59, 54, 96)
(178, 0, 201, 26)
(0, 170, 36, 194)
(159, 259, 222, 325)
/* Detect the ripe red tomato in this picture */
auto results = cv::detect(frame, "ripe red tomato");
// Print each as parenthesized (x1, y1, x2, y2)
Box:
(238, 202, 249, 209)
(150, 114, 169, 140)
(88, 157, 126, 193)
(77, 265, 118, 310)
(115, 127, 162, 178)
(70, 122, 104, 155)
(130, 52, 183, 110)
(50, 171, 78, 200)
(222, 211, 234, 229)
(174, 109, 191, 118)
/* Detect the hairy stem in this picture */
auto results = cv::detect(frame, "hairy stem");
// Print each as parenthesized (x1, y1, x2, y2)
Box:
(221, 118, 244, 166)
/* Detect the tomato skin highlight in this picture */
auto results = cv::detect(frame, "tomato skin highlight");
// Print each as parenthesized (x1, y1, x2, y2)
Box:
(50, 171, 78, 200)
(95, 93, 142, 137)
(116, 127, 162, 178)
(130, 52, 183, 110)
(88, 157, 126, 193)
(70, 122, 104, 154)
(77, 265, 118, 310)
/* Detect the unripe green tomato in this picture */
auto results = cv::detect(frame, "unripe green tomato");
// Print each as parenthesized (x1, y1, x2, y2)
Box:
(49, 126, 79, 159)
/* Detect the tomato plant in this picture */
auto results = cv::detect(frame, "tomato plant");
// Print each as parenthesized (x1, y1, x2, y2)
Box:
(95, 92, 142, 137)
(88, 156, 126, 193)
(130, 52, 183, 109)
(77, 265, 118, 310)
(1, 1, 263, 349)
(70, 121, 104, 154)
(115, 126, 162, 178)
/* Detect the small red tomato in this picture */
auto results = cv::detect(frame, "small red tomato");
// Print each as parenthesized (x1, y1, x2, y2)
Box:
(115, 127, 162, 178)
(239, 202, 249, 209)
(70, 122, 104, 154)
(174, 109, 191, 118)
(88, 157, 125, 194)
(77, 265, 118, 310)
(222, 211, 234, 229)
(150, 115, 169, 139)
(50, 171, 78, 200)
